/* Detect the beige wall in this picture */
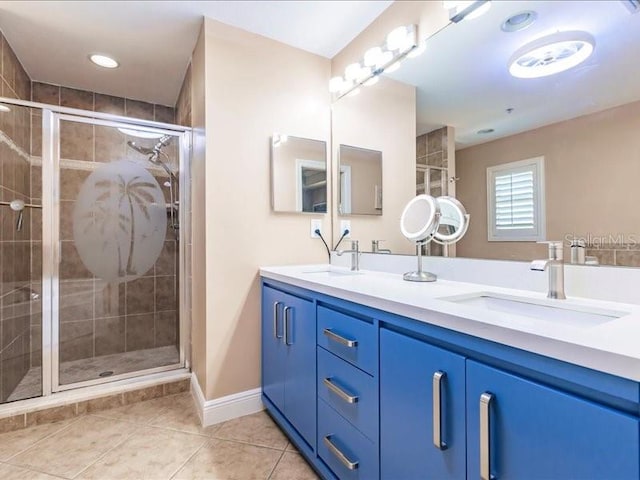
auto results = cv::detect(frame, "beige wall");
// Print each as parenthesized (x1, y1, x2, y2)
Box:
(196, 18, 330, 400)
(456, 100, 640, 262)
(190, 24, 208, 394)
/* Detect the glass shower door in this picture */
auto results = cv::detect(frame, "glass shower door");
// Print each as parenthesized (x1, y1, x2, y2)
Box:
(0, 102, 43, 403)
(54, 115, 181, 388)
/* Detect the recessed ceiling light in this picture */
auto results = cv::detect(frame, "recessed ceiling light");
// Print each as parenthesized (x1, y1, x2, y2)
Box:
(477, 128, 495, 134)
(501, 11, 537, 32)
(89, 54, 119, 69)
(509, 31, 595, 79)
(0, 104, 10, 113)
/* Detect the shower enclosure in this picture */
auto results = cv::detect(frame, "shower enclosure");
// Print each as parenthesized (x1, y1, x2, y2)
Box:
(0, 97, 190, 404)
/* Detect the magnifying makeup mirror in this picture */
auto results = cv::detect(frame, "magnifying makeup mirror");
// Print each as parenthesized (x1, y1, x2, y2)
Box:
(400, 194, 470, 282)
(400, 195, 441, 282)
(433, 196, 470, 244)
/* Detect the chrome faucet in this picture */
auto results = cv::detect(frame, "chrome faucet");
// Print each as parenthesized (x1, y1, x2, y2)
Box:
(337, 240, 360, 271)
(371, 240, 391, 254)
(531, 241, 566, 300)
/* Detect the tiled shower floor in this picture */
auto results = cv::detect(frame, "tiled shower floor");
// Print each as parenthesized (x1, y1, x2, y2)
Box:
(8, 345, 180, 402)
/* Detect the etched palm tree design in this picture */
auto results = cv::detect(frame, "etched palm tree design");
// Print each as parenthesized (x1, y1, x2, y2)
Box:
(73, 160, 166, 282)
(89, 175, 158, 276)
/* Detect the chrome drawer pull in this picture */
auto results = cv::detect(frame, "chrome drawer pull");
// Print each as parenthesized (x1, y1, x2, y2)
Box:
(273, 302, 283, 339)
(323, 328, 357, 348)
(480, 392, 495, 480)
(323, 435, 359, 470)
(432, 371, 447, 450)
(323, 377, 359, 404)
(284, 306, 292, 346)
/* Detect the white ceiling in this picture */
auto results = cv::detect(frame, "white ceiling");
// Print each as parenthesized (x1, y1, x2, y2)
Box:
(386, 1, 640, 147)
(0, 0, 392, 106)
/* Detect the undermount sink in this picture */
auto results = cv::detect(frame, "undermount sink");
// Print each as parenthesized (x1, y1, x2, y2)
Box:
(302, 267, 363, 277)
(440, 292, 628, 328)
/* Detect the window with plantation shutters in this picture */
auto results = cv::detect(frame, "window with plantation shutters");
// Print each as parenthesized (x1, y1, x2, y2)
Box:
(487, 157, 546, 241)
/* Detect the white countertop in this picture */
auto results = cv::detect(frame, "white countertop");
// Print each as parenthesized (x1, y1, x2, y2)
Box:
(260, 264, 640, 382)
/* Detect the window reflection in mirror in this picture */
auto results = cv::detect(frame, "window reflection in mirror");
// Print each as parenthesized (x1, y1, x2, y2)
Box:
(271, 134, 327, 213)
(338, 144, 383, 216)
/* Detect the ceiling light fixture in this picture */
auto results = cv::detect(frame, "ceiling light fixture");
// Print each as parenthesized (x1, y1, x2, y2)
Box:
(329, 24, 420, 99)
(0, 104, 10, 113)
(444, 1, 491, 23)
(509, 31, 595, 79)
(501, 11, 537, 32)
(89, 54, 119, 69)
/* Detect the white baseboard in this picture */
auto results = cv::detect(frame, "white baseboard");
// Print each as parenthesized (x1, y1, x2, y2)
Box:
(190, 373, 264, 427)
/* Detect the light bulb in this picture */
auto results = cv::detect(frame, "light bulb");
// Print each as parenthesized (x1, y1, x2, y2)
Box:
(376, 51, 393, 69)
(329, 76, 344, 93)
(364, 47, 383, 67)
(386, 26, 409, 51)
(345, 63, 362, 81)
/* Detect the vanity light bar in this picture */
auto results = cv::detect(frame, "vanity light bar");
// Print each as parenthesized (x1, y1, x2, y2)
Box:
(445, 1, 491, 23)
(330, 24, 419, 100)
(621, 0, 640, 13)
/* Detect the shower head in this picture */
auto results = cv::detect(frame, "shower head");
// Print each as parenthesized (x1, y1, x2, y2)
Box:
(127, 141, 155, 156)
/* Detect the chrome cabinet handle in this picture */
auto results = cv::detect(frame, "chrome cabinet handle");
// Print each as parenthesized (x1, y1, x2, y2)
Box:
(432, 371, 447, 450)
(284, 306, 292, 346)
(323, 435, 359, 470)
(273, 302, 283, 339)
(480, 392, 495, 480)
(323, 377, 359, 404)
(323, 328, 357, 348)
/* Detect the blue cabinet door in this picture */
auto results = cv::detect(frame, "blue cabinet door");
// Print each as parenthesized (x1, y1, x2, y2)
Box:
(261, 286, 286, 413)
(283, 293, 316, 449)
(466, 360, 640, 480)
(380, 329, 466, 480)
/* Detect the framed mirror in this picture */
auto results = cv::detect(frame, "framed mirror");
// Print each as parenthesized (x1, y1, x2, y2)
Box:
(332, 0, 640, 267)
(271, 134, 327, 213)
(338, 144, 383, 216)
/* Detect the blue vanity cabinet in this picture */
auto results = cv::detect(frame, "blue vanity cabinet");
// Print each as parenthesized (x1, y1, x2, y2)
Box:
(466, 360, 640, 480)
(261, 285, 316, 449)
(380, 328, 466, 480)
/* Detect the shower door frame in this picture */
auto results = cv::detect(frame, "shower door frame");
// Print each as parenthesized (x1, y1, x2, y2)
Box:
(0, 96, 192, 400)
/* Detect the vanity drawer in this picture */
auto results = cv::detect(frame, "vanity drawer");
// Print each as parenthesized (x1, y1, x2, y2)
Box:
(317, 306, 376, 374)
(318, 398, 378, 480)
(317, 347, 377, 441)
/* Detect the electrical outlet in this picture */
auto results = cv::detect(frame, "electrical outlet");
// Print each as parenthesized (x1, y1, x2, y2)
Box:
(340, 220, 351, 238)
(310, 219, 323, 238)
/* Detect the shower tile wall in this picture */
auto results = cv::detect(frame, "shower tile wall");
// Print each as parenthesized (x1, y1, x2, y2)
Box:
(30, 82, 179, 368)
(0, 31, 35, 401)
(416, 127, 451, 257)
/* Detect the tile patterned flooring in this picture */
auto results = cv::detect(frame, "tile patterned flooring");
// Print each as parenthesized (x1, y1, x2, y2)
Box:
(0, 392, 319, 479)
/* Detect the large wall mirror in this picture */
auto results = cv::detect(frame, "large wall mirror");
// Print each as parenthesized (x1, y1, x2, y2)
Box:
(332, 0, 640, 266)
(338, 144, 383, 216)
(271, 134, 327, 213)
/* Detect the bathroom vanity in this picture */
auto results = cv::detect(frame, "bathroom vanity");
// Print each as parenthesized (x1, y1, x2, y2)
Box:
(260, 265, 640, 480)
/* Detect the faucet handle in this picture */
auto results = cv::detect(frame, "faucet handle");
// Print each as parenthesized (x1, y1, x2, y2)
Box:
(537, 241, 564, 261)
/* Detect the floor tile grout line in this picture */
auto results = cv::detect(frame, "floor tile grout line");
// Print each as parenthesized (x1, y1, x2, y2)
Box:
(168, 439, 209, 480)
(1, 458, 72, 479)
(68, 426, 139, 479)
(3, 415, 85, 462)
(267, 448, 287, 480)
